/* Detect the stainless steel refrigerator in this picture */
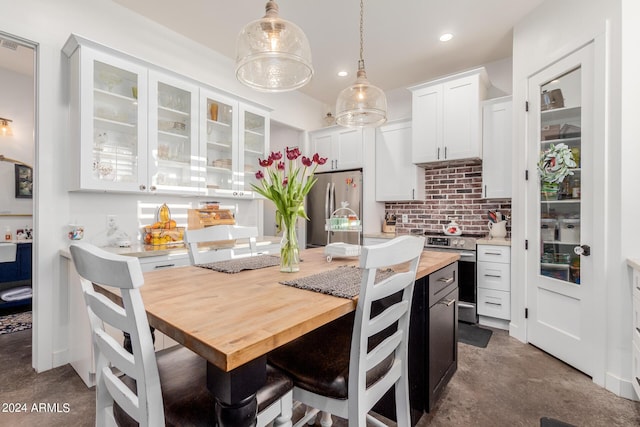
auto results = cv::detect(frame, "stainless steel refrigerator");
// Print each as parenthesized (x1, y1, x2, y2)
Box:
(306, 169, 363, 247)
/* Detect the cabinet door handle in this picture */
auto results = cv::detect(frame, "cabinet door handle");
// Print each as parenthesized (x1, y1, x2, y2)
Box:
(444, 146, 447, 159)
(438, 276, 454, 285)
(484, 274, 502, 278)
(485, 301, 502, 307)
(154, 263, 175, 269)
(437, 147, 440, 160)
(484, 185, 487, 198)
(484, 251, 502, 255)
(439, 298, 455, 307)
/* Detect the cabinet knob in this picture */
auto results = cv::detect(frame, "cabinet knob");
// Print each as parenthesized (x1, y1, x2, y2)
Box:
(149, 185, 157, 191)
(139, 184, 146, 191)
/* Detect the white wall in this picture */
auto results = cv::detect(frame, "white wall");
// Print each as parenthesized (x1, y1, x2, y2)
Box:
(0, 0, 327, 372)
(511, 0, 637, 399)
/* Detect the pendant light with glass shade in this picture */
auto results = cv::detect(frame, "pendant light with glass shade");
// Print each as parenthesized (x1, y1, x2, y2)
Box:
(335, 0, 387, 128)
(235, 1, 314, 92)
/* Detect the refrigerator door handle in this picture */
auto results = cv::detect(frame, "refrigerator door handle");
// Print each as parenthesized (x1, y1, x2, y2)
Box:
(329, 183, 335, 216)
(324, 182, 331, 220)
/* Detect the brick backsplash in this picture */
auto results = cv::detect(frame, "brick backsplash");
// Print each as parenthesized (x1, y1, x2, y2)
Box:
(385, 160, 512, 236)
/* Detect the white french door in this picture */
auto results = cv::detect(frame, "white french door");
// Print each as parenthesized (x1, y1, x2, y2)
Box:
(526, 43, 595, 376)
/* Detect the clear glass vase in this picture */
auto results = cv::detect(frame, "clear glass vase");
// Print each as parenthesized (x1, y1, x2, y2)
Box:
(280, 221, 300, 273)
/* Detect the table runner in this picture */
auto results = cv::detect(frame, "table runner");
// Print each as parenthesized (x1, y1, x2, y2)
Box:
(280, 265, 394, 299)
(197, 254, 281, 274)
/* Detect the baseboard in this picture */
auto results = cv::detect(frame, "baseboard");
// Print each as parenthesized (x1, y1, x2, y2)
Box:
(606, 371, 639, 401)
(509, 321, 526, 343)
(478, 315, 509, 330)
(52, 349, 68, 369)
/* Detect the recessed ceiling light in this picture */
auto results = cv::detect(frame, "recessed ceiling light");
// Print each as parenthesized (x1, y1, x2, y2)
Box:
(337, 71, 348, 77)
(439, 33, 454, 42)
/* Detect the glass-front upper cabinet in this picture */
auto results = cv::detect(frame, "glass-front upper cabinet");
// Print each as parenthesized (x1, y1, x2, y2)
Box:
(199, 89, 269, 198)
(240, 105, 269, 194)
(67, 44, 149, 192)
(148, 71, 201, 195)
(538, 67, 582, 284)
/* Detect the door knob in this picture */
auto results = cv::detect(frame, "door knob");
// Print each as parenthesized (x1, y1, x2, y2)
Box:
(574, 245, 591, 256)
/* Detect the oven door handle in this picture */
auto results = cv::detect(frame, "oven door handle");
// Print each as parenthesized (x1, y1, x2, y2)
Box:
(459, 251, 477, 260)
(458, 302, 475, 309)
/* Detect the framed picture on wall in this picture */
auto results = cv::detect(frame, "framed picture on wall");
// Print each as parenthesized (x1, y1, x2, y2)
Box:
(15, 164, 33, 199)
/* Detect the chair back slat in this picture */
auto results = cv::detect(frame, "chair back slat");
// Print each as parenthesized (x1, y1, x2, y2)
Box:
(184, 225, 234, 264)
(69, 242, 165, 427)
(70, 244, 144, 290)
(185, 225, 261, 264)
(348, 235, 425, 420)
(365, 330, 403, 371)
(366, 300, 409, 338)
(229, 226, 259, 257)
(368, 271, 415, 302)
(102, 367, 142, 422)
(94, 330, 137, 378)
(83, 287, 130, 333)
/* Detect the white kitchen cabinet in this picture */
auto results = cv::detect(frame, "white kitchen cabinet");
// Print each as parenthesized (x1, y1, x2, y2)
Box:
(310, 126, 363, 172)
(64, 39, 149, 192)
(482, 96, 512, 199)
(409, 68, 489, 164)
(200, 89, 270, 199)
(148, 70, 202, 195)
(137, 252, 191, 272)
(63, 35, 269, 198)
(477, 244, 511, 329)
(375, 120, 425, 201)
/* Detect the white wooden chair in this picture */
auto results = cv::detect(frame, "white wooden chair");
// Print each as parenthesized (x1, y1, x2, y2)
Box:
(69, 242, 293, 427)
(268, 235, 425, 427)
(185, 225, 259, 264)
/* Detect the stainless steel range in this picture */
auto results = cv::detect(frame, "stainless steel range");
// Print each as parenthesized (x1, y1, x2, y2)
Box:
(424, 234, 478, 324)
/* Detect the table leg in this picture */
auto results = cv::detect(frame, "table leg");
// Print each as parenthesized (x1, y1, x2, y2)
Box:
(123, 326, 155, 353)
(206, 355, 267, 427)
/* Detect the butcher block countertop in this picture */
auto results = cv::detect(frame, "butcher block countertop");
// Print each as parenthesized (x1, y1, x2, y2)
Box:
(90, 247, 459, 371)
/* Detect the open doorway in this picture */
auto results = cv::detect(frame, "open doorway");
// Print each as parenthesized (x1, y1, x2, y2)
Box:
(0, 32, 36, 346)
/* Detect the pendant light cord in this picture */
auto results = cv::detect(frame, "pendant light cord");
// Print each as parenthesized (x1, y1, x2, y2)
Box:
(358, 0, 365, 70)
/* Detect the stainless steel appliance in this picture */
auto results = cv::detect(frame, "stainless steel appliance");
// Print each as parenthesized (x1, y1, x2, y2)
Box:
(306, 169, 363, 247)
(424, 234, 478, 324)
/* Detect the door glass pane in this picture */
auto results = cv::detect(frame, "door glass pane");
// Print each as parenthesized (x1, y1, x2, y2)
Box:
(93, 60, 139, 183)
(243, 111, 266, 190)
(205, 98, 234, 191)
(539, 67, 581, 284)
(154, 82, 193, 189)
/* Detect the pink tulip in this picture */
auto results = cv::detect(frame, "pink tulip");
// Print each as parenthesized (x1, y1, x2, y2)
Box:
(255, 170, 264, 180)
(301, 156, 313, 167)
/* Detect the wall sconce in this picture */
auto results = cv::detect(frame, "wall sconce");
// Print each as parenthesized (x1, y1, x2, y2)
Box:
(0, 118, 13, 136)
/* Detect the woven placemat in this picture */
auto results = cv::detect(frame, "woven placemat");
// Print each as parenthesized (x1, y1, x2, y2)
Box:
(197, 254, 281, 274)
(280, 265, 394, 299)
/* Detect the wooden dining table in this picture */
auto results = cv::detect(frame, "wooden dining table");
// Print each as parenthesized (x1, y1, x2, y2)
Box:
(95, 246, 458, 426)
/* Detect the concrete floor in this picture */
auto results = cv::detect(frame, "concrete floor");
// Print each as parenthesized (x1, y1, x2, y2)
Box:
(1, 326, 639, 426)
